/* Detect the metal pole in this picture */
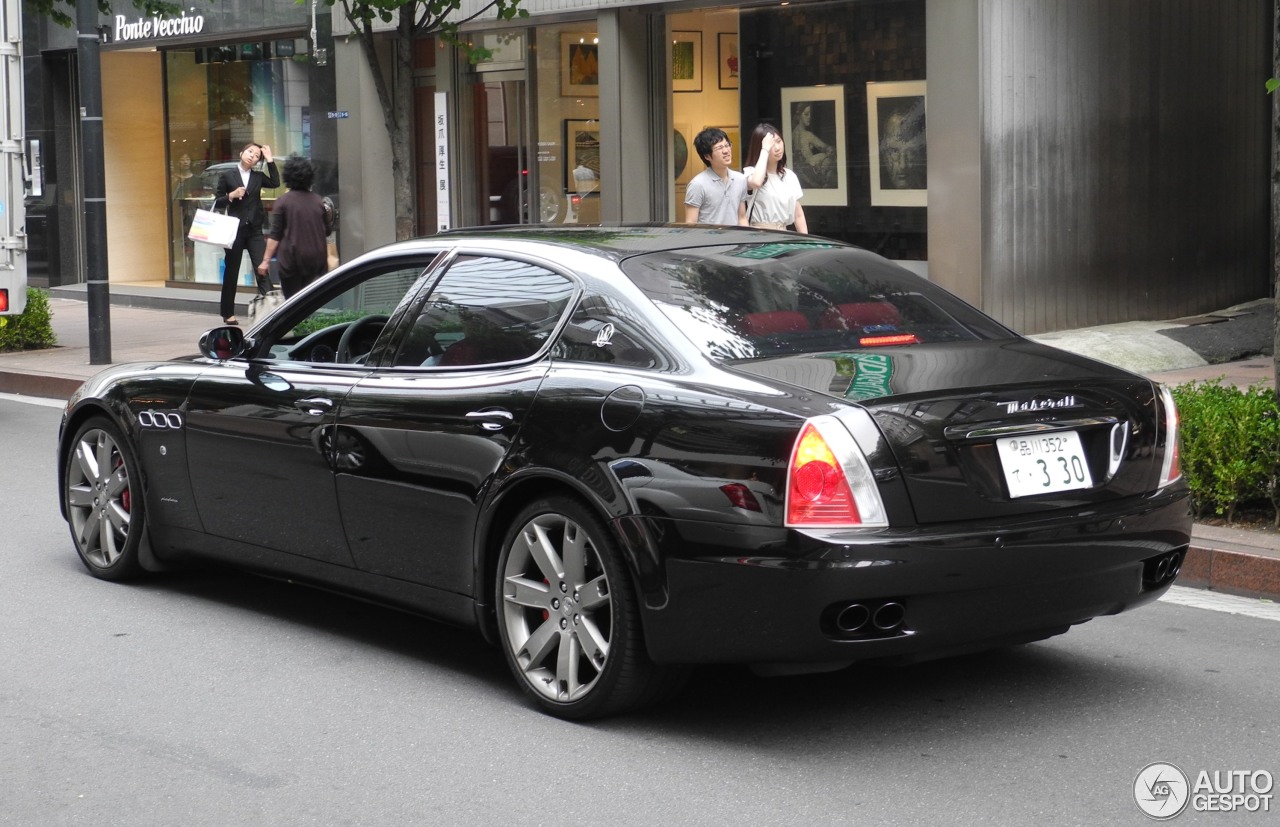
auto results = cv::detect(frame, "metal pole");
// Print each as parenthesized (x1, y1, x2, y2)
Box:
(76, 0, 110, 364)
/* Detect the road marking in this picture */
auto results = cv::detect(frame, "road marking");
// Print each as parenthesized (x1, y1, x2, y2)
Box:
(0, 392, 65, 409)
(1161, 585, 1280, 622)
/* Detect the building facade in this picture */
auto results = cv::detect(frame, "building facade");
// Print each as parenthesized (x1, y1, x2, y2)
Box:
(22, 0, 1273, 333)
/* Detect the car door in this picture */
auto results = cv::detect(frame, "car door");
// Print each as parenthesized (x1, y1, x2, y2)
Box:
(330, 253, 578, 594)
(183, 255, 442, 566)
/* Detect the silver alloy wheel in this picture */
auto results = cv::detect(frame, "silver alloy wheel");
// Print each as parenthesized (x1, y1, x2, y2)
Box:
(66, 427, 133, 569)
(500, 511, 612, 703)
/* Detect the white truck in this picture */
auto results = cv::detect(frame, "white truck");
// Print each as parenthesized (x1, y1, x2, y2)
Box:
(0, 0, 28, 316)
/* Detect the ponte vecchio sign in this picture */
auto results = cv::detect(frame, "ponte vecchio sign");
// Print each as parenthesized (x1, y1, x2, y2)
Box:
(112, 11, 205, 43)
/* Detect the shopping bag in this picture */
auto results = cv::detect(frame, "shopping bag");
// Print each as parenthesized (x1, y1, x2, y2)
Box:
(247, 289, 285, 323)
(187, 207, 240, 248)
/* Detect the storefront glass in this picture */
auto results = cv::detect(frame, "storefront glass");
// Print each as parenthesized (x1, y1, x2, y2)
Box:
(669, 10, 741, 220)
(166, 42, 321, 284)
(671, 1, 927, 261)
(535, 25, 603, 225)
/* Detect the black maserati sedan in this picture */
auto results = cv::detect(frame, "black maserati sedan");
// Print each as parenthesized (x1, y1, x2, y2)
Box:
(57, 226, 1191, 719)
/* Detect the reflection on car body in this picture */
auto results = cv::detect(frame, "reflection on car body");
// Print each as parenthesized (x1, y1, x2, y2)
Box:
(57, 226, 1191, 720)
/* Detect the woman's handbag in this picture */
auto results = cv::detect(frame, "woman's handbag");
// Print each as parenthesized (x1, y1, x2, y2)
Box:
(247, 289, 285, 323)
(187, 204, 240, 248)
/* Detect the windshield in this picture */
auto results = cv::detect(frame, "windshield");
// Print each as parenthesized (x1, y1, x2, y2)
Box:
(620, 241, 1013, 361)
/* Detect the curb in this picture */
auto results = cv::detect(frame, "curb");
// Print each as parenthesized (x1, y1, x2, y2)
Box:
(0, 368, 83, 401)
(1180, 544, 1280, 603)
(46, 284, 243, 316)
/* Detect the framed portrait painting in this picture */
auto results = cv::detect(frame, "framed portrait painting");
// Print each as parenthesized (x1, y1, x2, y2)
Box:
(718, 33, 739, 90)
(564, 119, 601, 194)
(780, 85, 847, 207)
(866, 80, 927, 207)
(561, 33, 600, 97)
(671, 31, 703, 93)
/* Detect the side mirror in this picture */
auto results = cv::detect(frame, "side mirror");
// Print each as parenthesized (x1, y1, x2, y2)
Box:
(199, 326, 247, 360)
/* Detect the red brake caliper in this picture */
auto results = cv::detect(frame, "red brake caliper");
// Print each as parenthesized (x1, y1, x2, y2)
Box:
(116, 457, 130, 514)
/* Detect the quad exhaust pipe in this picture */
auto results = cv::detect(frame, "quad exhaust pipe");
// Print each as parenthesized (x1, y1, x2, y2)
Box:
(832, 600, 907, 637)
(1143, 550, 1184, 589)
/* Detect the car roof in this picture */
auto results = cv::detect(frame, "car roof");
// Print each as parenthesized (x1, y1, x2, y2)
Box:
(428, 224, 846, 260)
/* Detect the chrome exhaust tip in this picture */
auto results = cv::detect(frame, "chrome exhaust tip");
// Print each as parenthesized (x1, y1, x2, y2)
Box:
(872, 601, 905, 631)
(834, 603, 871, 633)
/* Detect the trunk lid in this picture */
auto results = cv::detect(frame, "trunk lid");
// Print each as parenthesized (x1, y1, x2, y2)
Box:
(729, 339, 1169, 524)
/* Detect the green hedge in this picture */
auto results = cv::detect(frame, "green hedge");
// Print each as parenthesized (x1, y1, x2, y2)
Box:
(0, 288, 57, 353)
(1169, 379, 1280, 525)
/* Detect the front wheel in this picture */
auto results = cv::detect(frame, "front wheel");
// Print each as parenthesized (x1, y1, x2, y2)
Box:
(495, 496, 680, 719)
(63, 417, 146, 581)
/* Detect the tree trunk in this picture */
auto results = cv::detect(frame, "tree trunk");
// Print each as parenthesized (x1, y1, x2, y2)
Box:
(392, 9, 416, 240)
(349, 7, 418, 242)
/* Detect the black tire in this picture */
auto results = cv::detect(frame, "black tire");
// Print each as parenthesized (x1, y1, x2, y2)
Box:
(495, 496, 680, 719)
(63, 417, 147, 581)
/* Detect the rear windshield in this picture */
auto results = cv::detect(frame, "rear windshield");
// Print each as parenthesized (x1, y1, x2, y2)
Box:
(619, 241, 1014, 361)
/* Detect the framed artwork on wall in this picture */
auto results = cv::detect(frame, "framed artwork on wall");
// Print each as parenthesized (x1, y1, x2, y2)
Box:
(672, 31, 703, 93)
(718, 33, 739, 90)
(866, 80, 927, 207)
(564, 119, 601, 193)
(561, 33, 600, 97)
(780, 84, 848, 207)
(674, 123, 694, 185)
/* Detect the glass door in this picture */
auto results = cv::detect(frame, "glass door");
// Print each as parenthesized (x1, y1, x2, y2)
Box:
(472, 78, 564, 225)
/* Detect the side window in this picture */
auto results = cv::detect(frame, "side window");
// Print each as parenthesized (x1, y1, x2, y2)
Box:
(267, 262, 436, 364)
(553, 293, 665, 370)
(392, 255, 575, 368)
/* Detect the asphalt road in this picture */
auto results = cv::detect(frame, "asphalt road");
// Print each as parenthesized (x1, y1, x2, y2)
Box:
(4, 395, 1278, 826)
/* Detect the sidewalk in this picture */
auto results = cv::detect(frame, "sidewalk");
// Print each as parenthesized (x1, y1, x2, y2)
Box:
(2, 284, 1277, 603)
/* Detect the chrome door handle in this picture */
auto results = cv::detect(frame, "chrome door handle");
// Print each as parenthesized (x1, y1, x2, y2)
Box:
(295, 397, 334, 416)
(465, 409, 514, 431)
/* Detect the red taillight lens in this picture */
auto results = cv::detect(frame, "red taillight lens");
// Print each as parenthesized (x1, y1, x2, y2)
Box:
(719, 482, 762, 512)
(0, 289, 9, 313)
(787, 423, 862, 525)
(785, 415, 888, 529)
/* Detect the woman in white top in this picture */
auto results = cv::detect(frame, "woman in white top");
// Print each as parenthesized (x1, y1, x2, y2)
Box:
(743, 123, 808, 233)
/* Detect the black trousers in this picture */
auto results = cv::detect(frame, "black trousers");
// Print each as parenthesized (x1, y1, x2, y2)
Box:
(219, 224, 272, 319)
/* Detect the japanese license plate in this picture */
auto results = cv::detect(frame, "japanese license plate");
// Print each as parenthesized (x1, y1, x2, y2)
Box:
(996, 430, 1094, 498)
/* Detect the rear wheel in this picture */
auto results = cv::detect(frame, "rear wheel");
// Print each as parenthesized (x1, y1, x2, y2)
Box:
(495, 496, 678, 719)
(63, 417, 146, 581)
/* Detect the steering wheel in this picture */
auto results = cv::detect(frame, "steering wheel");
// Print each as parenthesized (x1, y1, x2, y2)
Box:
(336, 314, 390, 364)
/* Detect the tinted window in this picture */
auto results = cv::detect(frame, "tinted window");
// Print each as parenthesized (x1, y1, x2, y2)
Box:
(553, 293, 667, 370)
(620, 242, 1013, 360)
(265, 263, 435, 364)
(392, 255, 575, 368)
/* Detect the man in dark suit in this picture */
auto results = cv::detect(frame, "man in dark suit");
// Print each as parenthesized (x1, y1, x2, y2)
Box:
(213, 142, 280, 324)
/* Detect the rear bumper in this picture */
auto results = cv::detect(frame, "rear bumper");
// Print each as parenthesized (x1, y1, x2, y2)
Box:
(620, 487, 1192, 666)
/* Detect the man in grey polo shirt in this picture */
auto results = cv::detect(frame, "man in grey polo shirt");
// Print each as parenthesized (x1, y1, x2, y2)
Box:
(684, 127, 748, 225)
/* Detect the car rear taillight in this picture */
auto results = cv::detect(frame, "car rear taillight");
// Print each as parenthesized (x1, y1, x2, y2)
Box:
(785, 415, 888, 528)
(719, 482, 762, 512)
(1157, 384, 1181, 486)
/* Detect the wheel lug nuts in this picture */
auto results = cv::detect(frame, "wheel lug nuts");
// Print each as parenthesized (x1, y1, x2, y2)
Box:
(559, 618, 568, 629)
(551, 598, 560, 609)
(559, 582, 568, 593)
